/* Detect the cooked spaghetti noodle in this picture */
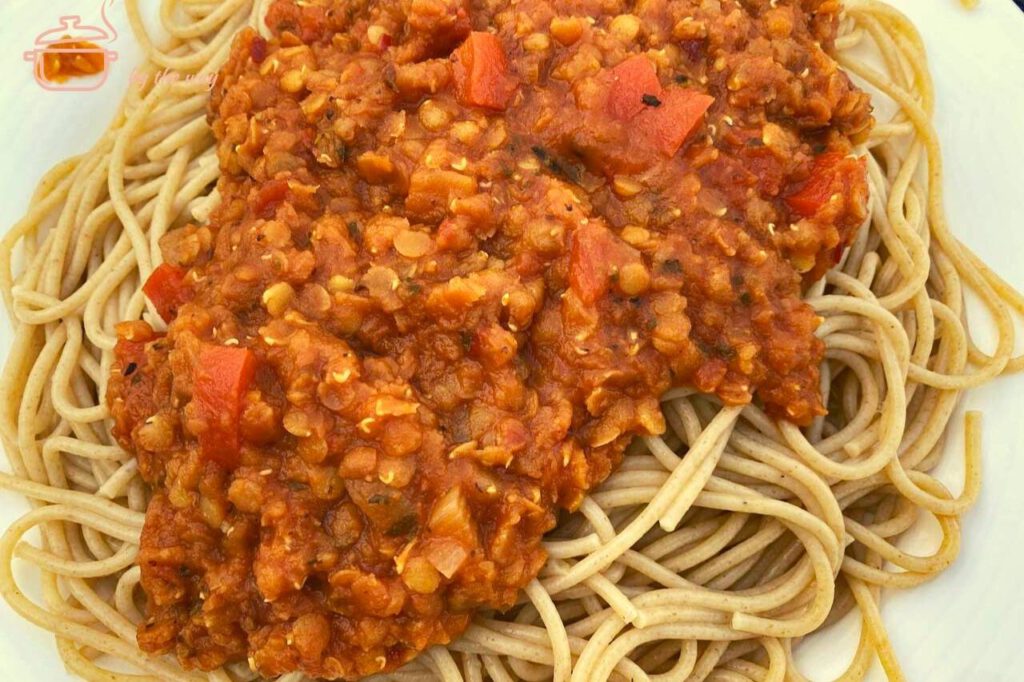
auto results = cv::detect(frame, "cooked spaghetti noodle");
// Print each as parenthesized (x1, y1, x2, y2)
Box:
(1, 1, 1022, 681)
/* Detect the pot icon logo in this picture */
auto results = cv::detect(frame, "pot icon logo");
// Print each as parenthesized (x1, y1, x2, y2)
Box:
(23, 0, 119, 92)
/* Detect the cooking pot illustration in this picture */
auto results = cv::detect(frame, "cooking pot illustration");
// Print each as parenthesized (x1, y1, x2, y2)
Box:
(23, 1, 119, 92)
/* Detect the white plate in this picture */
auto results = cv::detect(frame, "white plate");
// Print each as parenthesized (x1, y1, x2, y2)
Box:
(1, 0, 1022, 679)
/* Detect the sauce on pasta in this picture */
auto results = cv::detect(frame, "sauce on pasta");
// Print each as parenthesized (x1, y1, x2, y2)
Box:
(107, 0, 871, 677)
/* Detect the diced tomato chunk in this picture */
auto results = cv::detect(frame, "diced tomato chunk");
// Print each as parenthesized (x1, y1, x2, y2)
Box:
(606, 55, 663, 120)
(142, 264, 192, 322)
(111, 324, 165, 443)
(452, 32, 516, 110)
(114, 339, 148, 374)
(193, 345, 257, 469)
(254, 178, 290, 219)
(635, 87, 715, 157)
(569, 224, 642, 304)
(785, 152, 860, 217)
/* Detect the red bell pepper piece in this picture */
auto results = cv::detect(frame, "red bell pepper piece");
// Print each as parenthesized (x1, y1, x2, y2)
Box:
(193, 344, 257, 469)
(604, 55, 713, 157)
(785, 152, 861, 217)
(607, 55, 663, 120)
(452, 32, 515, 110)
(254, 178, 290, 219)
(142, 264, 191, 322)
(569, 224, 642, 304)
(635, 87, 715, 157)
(114, 339, 148, 371)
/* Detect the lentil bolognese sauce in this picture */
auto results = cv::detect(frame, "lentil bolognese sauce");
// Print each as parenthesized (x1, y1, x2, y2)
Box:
(107, 0, 872, 678)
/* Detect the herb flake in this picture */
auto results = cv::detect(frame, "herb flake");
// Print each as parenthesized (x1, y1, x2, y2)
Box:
(661, 259, 683, 274)
(386, 515, 418, 537)
(531, 146, 583, 185)
(347, 220, 362, 243)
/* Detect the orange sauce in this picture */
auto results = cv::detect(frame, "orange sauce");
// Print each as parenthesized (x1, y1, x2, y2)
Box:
(41, 36, 106, 83)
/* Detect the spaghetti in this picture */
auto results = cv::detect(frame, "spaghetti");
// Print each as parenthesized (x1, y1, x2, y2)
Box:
(1, 1, 1022, 681)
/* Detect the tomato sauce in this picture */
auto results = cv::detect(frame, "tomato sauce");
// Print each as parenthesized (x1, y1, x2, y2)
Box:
(108, 0, 872, 678)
